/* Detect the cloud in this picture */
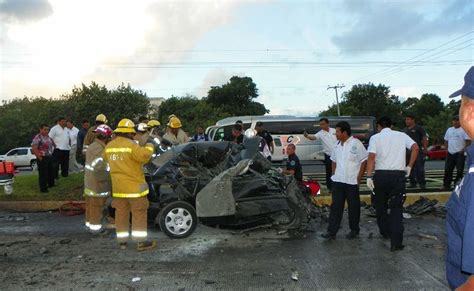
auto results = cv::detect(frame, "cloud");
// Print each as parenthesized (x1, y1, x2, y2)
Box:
(1, 0, 264, 100)
(0, 0, 53, 23)
(332, 0, 473, 53)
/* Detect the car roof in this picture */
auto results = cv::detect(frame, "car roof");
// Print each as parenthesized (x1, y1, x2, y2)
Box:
(215, 115, 375, 126)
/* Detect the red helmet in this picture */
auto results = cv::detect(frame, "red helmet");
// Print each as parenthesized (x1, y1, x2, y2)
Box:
(95, 124, 113, 138)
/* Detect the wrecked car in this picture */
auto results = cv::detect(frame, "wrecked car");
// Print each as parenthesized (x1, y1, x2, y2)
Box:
(144, 135, 317, 239)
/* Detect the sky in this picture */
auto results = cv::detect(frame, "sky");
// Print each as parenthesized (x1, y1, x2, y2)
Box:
(0, 0, 473, 116)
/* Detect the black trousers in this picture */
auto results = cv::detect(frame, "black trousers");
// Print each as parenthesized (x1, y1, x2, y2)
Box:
(324, 154, 333, 191)
(53, 149, 70, 178)
(374, 170, 405, 248)
(38, 156, 55, 192)
(327, 182, 360, 234)
(408, 151, 426, 186)
(443, 152, 466, 188)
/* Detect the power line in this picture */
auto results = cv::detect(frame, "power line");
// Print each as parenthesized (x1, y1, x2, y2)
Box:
(346, 31, 474, 85)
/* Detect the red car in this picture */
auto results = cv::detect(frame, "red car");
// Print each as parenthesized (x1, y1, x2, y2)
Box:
(426, 145, 447, 160)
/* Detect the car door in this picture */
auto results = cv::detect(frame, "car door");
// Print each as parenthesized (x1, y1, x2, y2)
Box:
(16, 149, 29, 166)
(5, 149, 19, 166)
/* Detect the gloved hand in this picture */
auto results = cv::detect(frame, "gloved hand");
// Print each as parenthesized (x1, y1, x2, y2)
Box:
(405, 166, 412, 178)
(366, 177, 375, 191)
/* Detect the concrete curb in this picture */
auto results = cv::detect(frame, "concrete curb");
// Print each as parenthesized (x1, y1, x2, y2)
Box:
(0, 201, 83, 212)
(0, 192, 451, 212)
(313, 192, 451, 206)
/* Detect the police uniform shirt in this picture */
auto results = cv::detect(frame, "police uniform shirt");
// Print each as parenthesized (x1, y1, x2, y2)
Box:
(330, 137, 368, 185)
(287, 154, 303, 181)
(367, 128, 415, 171)
(49, 124, 71, 151)
(444, 126, 470, 154)
(446, 143, 474, 288)
(403, 125, 426, 149)
(313, 128, 337, 156)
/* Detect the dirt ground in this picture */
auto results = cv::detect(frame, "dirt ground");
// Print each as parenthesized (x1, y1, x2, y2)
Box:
(0, 208, 449, 290)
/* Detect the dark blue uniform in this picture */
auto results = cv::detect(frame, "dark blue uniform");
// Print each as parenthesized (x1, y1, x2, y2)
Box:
(446, 144, 474, 289)
(287, 154, 303, 182)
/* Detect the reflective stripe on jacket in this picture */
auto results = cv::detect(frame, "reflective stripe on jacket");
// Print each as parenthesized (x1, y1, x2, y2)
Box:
(103, 136, 154, 198)
(84, 139, 111, 197)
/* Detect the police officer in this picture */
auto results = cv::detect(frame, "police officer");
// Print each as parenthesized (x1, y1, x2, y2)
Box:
(104, 118, 156, 251)
(366, 116, 419, 251)
(282, 143, 303, 182)
(84, 124, 112, 234)
(446, 66, 474, 290)
(321, 121, 367, 240)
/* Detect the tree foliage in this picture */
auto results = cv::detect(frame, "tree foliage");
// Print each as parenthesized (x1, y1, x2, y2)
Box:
(320, 84, 459, 145)
(0, 82, 150, 154)
(206, 76, 268, 116)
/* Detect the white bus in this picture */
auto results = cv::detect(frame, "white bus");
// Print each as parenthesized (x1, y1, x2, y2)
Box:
(206, 115, 376, 162)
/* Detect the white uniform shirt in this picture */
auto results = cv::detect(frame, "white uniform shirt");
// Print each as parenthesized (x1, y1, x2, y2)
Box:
(49, 124, 70, 150)
(313, 128, 337, 156)
(444, 127, 470, 154)
(67, 126, 79, 147)
(368, 128, 415, 171)
(330, 137, 368, 185)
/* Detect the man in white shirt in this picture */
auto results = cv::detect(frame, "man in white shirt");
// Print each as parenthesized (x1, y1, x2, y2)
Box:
(304, 118, 337, 191)
(366, 117, 419, 252)
(321, 121, 367, 240)
(49, 117, 71, 178)
(441, 115, 471, 190)
(66, 120, 81, 174)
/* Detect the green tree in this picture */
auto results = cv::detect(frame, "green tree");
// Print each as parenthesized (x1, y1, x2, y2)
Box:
(0, 82, 150, 153)
(401, 93, 444, 124)
(320, 83, 403, 127)
(206, 76, 268, 116)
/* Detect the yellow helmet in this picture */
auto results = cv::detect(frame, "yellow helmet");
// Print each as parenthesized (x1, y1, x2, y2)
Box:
(147, 119, 160, 128)
(168, 116, 182, 129)
(168, 114, 176, 120)
(114, 118, 136, 133)
(96, 114, 108, 123)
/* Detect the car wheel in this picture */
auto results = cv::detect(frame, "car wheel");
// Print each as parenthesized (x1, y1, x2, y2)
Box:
(275, 200, 303, 230)
(30, 160, 38, 171)
(158, 201, 197, 239)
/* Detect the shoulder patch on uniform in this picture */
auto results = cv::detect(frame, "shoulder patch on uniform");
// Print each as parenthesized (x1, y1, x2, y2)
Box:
(290, 160, 296, 166)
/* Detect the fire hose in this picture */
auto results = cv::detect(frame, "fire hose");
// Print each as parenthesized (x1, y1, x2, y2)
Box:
(59, 201, 85, 216)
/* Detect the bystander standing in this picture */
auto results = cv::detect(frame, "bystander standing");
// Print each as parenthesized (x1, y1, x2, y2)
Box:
(76, 119, 90, 165)
(404, 115, 428, 189)
(31, 124, 55, 193)
(49, 117, 70, 178)
(191, 126, 209, 142)
(67, 120, 81, 173)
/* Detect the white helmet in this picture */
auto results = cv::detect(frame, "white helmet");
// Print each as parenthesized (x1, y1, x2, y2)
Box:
(136, 123, 149, 133)
(244, 128, 257, 138)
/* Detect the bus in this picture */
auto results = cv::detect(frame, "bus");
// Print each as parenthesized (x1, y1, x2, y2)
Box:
(205, 115, 376, 162)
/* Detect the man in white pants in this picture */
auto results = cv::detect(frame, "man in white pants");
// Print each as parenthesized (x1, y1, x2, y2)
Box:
(67, 120, 82, 173)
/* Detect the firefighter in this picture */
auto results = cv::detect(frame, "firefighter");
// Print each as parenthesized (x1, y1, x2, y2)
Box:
(84, 124, 113, 234)
(103, 118, 156, 251)
(82, 114, 108, 155)
(163, 116, 189, 145)
(134, 123, 150, 146)
(147, 120, 161, 137)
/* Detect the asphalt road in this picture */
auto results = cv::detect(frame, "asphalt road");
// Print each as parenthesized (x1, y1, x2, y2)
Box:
(0, 208, 448, 290)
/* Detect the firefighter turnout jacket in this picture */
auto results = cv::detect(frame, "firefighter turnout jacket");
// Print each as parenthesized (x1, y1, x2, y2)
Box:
(103, 136, 154, 198)
(84, 139, 111, 197)
(82, 125, 98, 154)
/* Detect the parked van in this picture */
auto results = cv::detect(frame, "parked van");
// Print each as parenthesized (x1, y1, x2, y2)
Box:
(206, 115, 376, 161)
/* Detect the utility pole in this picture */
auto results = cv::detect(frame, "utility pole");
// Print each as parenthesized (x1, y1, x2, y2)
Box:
(327, 84, 345, 116)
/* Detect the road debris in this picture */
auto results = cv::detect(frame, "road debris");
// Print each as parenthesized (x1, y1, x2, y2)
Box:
(131, 277, 141, 283)
(59, 239, 72, 245)
(404, 197, 438, 216)
(291, 270, 299, 281)
(0, 239, 31, 247)
(418, 233, 438, 240)
(39, 247, 48, 254)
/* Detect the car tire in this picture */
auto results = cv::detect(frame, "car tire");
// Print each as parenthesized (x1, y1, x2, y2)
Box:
(31, 159, 38, 171)
(275, 200, 303, 230)
(158, 201, 197, 239)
